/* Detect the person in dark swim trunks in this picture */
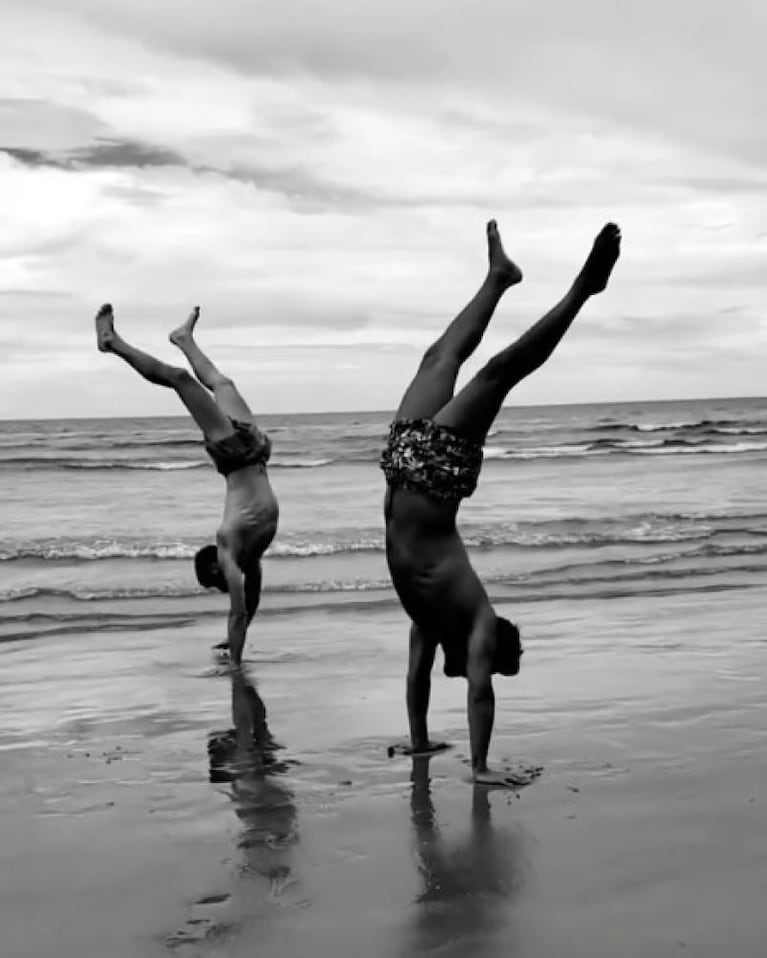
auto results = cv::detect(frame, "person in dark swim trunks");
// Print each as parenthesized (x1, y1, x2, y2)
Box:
(383, 220, 621, 785)
(95, 303, 278, 666)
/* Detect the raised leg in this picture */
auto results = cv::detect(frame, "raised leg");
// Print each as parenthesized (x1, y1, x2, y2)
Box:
(95, 303, 233, 442)
(434, 224, 621, 443)
(170, 307, 253, 421)
(394, 221, 522, 421)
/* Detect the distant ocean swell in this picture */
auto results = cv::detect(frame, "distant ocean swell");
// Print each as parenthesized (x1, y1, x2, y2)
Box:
(3, 436, 767, 472)
(592, 417, 767, 434)
(2, 511, 766, 563)
(0, 436, 201, 450)
(0, 455, 335, 471)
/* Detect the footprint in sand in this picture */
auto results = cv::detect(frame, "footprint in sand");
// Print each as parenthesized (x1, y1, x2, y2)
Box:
(194, 893, 231, 906)
(164, 894, 234, 950)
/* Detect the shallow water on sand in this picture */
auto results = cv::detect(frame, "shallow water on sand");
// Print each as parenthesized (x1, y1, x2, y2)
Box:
(1, 584, 766, 958)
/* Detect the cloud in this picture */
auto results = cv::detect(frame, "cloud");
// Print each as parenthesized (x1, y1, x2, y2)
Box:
(0, 0, 766, 417)
(1, 138, 187, 172)
(0, 98, 106, 151)
(16, 0, 767, 159)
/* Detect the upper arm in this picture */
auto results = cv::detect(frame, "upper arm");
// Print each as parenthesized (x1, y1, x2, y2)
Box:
(408, 625, 437, 681)
(217, 544, 246, 620)
(466, 616, 495, 695)
(244, 564, 262, 624)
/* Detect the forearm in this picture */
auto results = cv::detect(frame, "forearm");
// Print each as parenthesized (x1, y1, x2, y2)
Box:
(227, 613, 248, 666)
(467, 683, 495, 774)
(407, 675, 431, 748)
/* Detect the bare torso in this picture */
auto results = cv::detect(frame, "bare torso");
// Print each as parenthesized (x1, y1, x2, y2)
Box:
(219, 466, 279, 570)
(384, 486, 490, 645)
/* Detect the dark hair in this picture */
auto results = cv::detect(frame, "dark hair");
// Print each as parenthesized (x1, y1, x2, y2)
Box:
(494, 617, 522, 676)
(194, 544, 222, 589)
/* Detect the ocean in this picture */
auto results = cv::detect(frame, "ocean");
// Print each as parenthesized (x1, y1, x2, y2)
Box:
(3, 396, 767, 958)
(2, 395, 766, 646)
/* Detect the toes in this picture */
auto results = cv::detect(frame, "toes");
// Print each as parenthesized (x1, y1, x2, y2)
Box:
(96, 303, 113, 317)
(487, 219, 498, 233)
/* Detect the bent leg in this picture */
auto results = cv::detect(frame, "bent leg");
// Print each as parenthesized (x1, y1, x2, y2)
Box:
(95, 303, 232, 442)
(435, 224, 621, 443)
(395, 221, 522, 421)
(170, 307, 253, 421)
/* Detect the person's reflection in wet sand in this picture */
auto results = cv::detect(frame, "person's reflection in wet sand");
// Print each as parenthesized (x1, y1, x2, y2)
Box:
(406, 755, 528, 956)
(208, 668, 299, 902)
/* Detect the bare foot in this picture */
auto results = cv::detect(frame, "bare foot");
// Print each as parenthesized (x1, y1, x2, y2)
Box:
(576, 223, 621, 296)
(487, 219, 523, 287)
(169, 306, 200, 348)
(473, 768, 527, 789)
(95, 303, 116, 352)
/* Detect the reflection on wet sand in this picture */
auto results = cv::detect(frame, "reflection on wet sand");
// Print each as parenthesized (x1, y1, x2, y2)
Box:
(167, 670, 301, 949)
(406, 756, 528, 956)
(208, 668, 299, 897)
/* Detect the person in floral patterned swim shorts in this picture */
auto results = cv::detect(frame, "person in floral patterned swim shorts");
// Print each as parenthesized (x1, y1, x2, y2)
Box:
(382, 219, 621, 786)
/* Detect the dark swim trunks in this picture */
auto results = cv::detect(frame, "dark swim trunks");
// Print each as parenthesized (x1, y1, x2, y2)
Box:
(205, 419, 271, 477)
(380, 418, 483, 503)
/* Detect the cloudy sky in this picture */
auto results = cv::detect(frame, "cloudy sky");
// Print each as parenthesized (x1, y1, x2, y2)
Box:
(1, 0, 765, 418)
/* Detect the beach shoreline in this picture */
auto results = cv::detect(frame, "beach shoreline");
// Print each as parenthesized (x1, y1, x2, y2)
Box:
(2, 585, 766, 957)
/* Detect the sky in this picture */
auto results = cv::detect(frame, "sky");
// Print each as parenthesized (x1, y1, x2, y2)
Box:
(1, 0, 766, 419)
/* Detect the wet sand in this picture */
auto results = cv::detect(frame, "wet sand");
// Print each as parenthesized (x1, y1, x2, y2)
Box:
(1, 586, 766, 958)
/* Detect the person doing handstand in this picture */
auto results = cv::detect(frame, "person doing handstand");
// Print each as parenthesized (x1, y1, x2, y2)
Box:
(382, 221, 621, 785)
(96, 304, 278, 667)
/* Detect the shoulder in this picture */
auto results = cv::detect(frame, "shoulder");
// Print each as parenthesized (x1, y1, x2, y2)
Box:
(215, 530, 242, 569)
(216, 527, 235, 549)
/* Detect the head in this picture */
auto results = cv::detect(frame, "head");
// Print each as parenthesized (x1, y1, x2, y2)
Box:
(493, 617, 523, 676)
(442, 616, 523, 678)
(194, 544, 227, 592)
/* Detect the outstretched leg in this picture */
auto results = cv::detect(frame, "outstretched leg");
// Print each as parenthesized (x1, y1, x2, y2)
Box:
(435, 224, 621, 442)
(395, 221, 522, 421)
(170, 307, 253, 422)
(95, 304, 232, 442)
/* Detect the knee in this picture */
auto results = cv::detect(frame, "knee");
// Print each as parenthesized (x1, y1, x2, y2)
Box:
(480, 354, 506, 383)
(477, 354, 513, 391)
(211, 374, 234, 390)
(420, 344, 459, 375)
(168, 366, 195, 388)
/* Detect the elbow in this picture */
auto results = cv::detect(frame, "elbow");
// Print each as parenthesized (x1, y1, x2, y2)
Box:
(468, 678, 494, 704)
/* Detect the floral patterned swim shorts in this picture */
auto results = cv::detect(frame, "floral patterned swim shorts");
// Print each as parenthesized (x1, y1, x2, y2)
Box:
(380, 418, 483, 503)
